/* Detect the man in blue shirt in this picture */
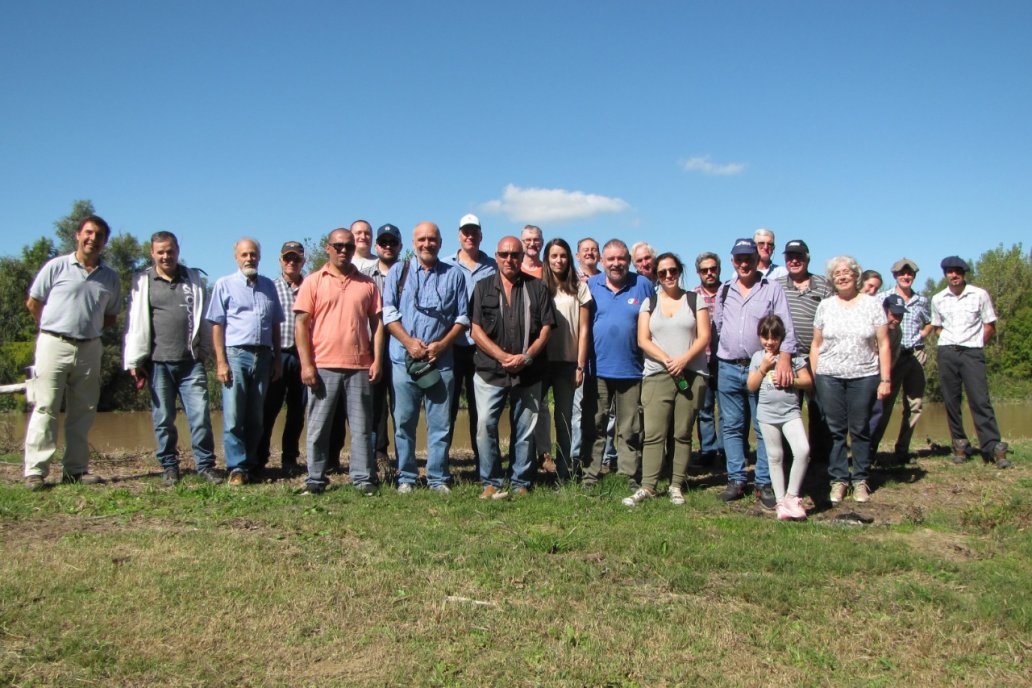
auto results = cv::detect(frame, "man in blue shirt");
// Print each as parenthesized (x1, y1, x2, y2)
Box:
(206, 238, 284, 485)
(581, 239, 654, 488)
(383, 222, 470, 493)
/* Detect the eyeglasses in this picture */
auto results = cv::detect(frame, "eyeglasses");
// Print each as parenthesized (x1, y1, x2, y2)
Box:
(497, 251, 524, 260)
(697, 266, 719, 274)
(330, 242, 356, 253)
(784, 254, 806, 263)
(657, 267, 680, 279)
(755, 241, 774, 248)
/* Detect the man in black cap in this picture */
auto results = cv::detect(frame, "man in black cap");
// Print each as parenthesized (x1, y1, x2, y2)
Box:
(930, 256, 1010, 468)
(257, 240, 307, 476)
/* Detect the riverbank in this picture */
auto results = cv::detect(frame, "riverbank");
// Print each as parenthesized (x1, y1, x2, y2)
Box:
(1, 442, 1029, 686)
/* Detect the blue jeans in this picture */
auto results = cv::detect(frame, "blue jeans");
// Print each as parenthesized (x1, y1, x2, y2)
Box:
(222, 346, 272, 472)
(814, 373, 879, 483)
(306, 368, 372, 489)
(150, 359, 216, 471)
(393, 362, 454, 488)
(717, 359, 769, 486)
(475, 374, 541, 489)
(696, 378, 722, 455)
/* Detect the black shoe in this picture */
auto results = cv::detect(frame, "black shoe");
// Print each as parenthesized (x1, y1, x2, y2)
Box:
(197, 468, 225, 485)
(160, 467, 181, 487)
(719, 481, 746, 502)
(756, 484, 777, 510)
(61, 472, 105, 485)
(302, 483, 326, 496)
(355, 482, 377, 496)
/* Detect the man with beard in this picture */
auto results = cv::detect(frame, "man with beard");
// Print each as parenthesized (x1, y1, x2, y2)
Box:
(693, 251, 724, 467)
(206, 238, 284, 486)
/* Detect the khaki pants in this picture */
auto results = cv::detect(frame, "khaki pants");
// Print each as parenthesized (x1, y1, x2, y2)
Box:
(641, 373, 705, 490)
(24, 333, 103, 478)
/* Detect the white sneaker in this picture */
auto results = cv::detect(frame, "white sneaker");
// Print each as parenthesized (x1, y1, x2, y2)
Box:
(829, 482, 847, 505)
(621, 488, 654, 507)
(397, 483, 414, 494)
(853, 481, 870, 503)
(668, 486, 686, 506)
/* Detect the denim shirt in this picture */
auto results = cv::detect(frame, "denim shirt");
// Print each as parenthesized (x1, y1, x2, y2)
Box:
(445, 250, 497, 346)
(382, 258, 470, 370)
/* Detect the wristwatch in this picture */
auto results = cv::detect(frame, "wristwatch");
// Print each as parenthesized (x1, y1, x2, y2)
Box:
(523, 354, 533, 366)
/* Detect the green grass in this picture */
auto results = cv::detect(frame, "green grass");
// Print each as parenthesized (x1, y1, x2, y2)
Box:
(2, 445, 1031, 686)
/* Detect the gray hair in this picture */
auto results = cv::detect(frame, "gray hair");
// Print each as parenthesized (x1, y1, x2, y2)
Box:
(577, 237, 598, 252)
(630, 241, 656, 259)
(521, 225, 542, 238)
(234, 237, 262, 255)
(754, 227, 775, 243)
(602, 238, 629, 256)
(825, 255, 862, 291)
(695, 251, 721, 272)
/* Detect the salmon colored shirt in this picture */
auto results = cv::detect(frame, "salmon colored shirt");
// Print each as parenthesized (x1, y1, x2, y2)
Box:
(293, 264, 381, 369)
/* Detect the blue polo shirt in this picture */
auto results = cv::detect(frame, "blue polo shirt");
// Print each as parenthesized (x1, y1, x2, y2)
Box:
(588, 272, 654, 379)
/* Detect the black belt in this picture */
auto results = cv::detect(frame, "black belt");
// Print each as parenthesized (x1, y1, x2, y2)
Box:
(718, 357, 751, 367)
(41, 330, 97, 345)
(230, 344, 271, 352)
(900, 344, 925, 353)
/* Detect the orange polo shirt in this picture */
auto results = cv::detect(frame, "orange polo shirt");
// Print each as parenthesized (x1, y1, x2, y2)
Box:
(293, 264, 381, 369)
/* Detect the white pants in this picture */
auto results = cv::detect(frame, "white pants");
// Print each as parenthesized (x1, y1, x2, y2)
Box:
(24, 333, 103, 478)
(758, 417, 810, 501)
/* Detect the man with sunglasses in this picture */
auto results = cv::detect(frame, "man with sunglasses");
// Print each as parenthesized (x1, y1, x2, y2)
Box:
(383, 222, 470, 493)
(470, 236, 555, 499)
(713, 238, 797, 507)
(693, 252, 724, 468)
(931, 256, 1010, 468)
(445, 214, 498, 464)
(754, 228, 787, 280)
(257, 241, 308, 477)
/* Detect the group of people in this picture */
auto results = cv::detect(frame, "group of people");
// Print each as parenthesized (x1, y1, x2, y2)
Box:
(22, 216, 1012, 520)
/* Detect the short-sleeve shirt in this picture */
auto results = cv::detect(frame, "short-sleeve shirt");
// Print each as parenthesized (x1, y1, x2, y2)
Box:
(29, 254, 121, 339)
(588, 273, 655, 379)
(750, 351, 806, 423)
(293, 265, 381, 369)
(470, 273, 556, 386)
(639, 293, 708, 378)
(777, 273, 833, 355)
(273, 276, 301, 349)
(546, 282, 592, 363)
(205, 271, 284, 348)
(813, 294, 887, 378)
(879, 287, 931, 349)
(931, 284, 996, 349)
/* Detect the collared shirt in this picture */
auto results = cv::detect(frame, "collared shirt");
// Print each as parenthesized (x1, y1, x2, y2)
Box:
(713, 275, 797, 359)
(932, 283, 996, 348)
(587, 272, 654, 379)
(273, 275, 302, 349)
(293, 264, 380, 369)
(777, 273, 833, 355)
(205, 270, 284, 348)
(693, 285, 720, 360)
(445, 249, 498, 346)
(30, 253, 121, 339)
(577, 268, 599, 284)
(148, 266, 193, 361)
(470, 273, 556, 387)
(382, 257, 469, 370)
(761, 262, 789, 281)
(879, 287, 931, 349)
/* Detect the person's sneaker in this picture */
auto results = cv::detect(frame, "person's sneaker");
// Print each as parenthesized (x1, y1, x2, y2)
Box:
(756, 484, 777, 510)
(227, 469, 247, 487)
(197, 468, 225, 485)
(512, 486, 530, 498)
(429, 484, 451, 495)
(783, 494, 807, 520)
(301, 483, 325, 496)
(853, 480, 871, 503)
(355, 482, 376, 496)
(776, 500, 794, 521)
(622, 487, 655, 507)
(993, 442, 1011, 469)
(479, 485, 510, 501)
(829, 481, 848, 505)
(951, 438, 971, 464)
(61, 472, 105, 485)
(160, 467, 181, 487)
(24, 475, 45, 491)
(397, 483, 414, 494)
(719, 481, 746, 502)
(668, 485, 686, 506)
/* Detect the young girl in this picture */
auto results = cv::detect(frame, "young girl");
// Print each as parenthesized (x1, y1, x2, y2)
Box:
(747, 315, 813, 521)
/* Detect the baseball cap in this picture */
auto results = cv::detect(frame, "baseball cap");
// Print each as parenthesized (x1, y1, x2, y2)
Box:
(783, 239, 809, 256)
(730, 238, 758, 256)
(376, 223, 401, 243)
(280, 241, 304, 257)
(459, 214, 481, 230)
(891, 258, 919, 274)
(883, 293, 907, 316)
(940, 256, 970, 272)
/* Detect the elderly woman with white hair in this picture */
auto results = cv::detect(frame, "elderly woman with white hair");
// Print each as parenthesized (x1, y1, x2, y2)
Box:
(809, 256, 892, 504)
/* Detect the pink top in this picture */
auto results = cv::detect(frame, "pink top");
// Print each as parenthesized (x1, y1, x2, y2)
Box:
(293, 265, 381, 369)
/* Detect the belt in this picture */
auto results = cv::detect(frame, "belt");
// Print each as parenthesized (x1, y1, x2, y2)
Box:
(718, 357, 751, 367)
(900, 344, 925, 353)
(230, 344, 271, 352)
(41, 330, 97, 345)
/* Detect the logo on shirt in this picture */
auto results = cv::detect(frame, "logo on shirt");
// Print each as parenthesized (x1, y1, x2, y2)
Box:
(628, 298, 640, 305)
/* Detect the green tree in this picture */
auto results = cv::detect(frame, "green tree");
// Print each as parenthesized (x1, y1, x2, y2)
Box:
(54, 199, 97, 254)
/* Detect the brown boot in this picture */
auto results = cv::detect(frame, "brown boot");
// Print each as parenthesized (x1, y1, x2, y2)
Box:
(992, 442, 1011, 469)
(951, 438, 970, 464)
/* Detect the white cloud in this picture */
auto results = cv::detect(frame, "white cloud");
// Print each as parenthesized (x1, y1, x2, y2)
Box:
(679, 156, 746, 176)
(480, 184, 630, 223)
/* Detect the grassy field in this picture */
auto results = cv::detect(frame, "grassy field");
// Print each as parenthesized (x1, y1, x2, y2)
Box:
(1, 440, 1030, 687)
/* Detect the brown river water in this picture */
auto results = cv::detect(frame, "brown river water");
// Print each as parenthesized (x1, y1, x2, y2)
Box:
(0, 403, 1029, 456)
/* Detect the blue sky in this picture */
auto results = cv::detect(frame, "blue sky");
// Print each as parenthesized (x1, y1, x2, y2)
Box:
(2, 1, 1029, 286)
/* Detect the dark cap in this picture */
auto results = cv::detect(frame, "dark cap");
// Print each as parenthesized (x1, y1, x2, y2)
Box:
(891, 257, 919, 274)
(376, 223, 401, 242)
(883, 293, 907, 316)
(730, 238, 758, 256)
(940, 256, 970, 272)
(280, 241, 304, 257)
(783, 239, 809, 256)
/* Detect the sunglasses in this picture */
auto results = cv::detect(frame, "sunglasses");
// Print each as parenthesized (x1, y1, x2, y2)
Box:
(497, 251, 523, 260)
(282, 254, 303, 263)
(697, 266, 719, 274)
(376, 238, 399, 249)
(657, 267, 680, 279)
(755, 241, 774, 247)
(330, 242, 356, 253)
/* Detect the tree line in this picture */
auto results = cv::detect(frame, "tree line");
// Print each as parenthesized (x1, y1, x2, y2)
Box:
(1, 201, 1030, 412)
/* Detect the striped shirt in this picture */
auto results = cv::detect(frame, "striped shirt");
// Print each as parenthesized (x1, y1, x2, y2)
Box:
(777, 273, 833, 355)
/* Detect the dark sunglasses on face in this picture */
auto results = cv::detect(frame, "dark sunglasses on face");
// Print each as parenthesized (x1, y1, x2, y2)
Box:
(377, 239, 399, 249)
(330, 242, 356, 253)
(497, 251, 523, 260)
(282, 254, 303, 263)
(698, 266, 719, 274)
(657, 268, 680, 279)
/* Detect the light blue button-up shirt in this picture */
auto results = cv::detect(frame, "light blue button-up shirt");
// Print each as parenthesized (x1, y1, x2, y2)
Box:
(382, 258, 469, 370)
(445, 249, 497, 346)
(205, 270, 284, 347)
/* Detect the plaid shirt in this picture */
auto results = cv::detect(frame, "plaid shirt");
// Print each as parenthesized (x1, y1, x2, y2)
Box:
(880, 288, 931, 349)
(274, 275, 301, 349)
